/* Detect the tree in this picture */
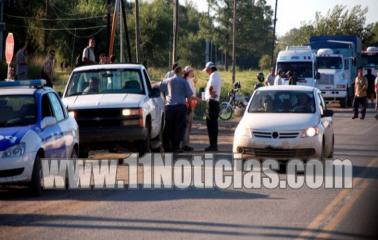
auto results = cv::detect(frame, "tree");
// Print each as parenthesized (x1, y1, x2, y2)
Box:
(279, 5, 373, 49)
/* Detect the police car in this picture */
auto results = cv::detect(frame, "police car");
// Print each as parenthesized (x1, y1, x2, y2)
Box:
(0, 80, 79, 195)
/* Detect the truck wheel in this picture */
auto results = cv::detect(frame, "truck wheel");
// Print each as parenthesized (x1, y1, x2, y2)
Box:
(138, 123, 151, 156)
(29, 154, 42, 196)
(339, 97, 347, 108)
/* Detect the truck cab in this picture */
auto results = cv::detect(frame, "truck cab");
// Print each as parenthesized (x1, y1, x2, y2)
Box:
(316, 48, 350, 107)
(362, 46, 378, 76)
(275, 46, 317, 87)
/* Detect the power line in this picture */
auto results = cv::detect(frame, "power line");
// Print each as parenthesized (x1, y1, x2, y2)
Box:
(5, 13, 106, 21)
(6, 23, 107, 31)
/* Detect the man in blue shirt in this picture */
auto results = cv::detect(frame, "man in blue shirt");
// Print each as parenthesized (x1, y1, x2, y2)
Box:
(159, 65, 193, 152)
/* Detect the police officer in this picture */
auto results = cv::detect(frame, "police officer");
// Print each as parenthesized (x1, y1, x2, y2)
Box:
(203, 62, 222, 151)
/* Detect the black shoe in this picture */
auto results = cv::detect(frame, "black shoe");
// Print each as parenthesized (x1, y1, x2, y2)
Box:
(352, 116, 358, 119)
(375, 114, 378, 120)
(360, 116, 365, 120)
(183, 146, 193, 152)
(205, 146, 218, 152)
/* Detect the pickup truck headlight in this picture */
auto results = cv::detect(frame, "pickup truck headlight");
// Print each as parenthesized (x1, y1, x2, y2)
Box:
(2, 143, 25, 158)
(122, 108, 143, 116)
(301, 127, 319, 138)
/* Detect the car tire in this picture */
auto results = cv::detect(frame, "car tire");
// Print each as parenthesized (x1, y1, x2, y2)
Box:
(328, 135, 334, 158)
(152, 119, 164, 153)
(29, 154, 42, 196)
(79, 146, 89, 158)
(320, 138, 326, 161)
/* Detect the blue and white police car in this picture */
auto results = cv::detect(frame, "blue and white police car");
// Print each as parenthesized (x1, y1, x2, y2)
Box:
(0, 80, 79, 195)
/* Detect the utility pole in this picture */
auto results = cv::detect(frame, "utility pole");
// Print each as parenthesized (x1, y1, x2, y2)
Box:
(205, 2, 210, 63)
(107, 0, 111, 55)
(135, 0, 141, 63)
(172, 0, 178, 66)
(119, 0, 123, 62)
(271, 0, 278, 67)
(231, 0, 236, 83)
(120, 0, 132, 62)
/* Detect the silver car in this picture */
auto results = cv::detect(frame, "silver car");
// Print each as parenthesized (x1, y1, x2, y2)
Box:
(233, 85, 334, 160)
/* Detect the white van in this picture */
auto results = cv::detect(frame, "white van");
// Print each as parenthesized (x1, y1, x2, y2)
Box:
(275, 46, 318, 87)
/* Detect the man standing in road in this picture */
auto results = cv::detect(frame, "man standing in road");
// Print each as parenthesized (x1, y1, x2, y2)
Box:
(41, 49, 55, 88)
(353, 67, 368, 120)
(375, 72, 378, 120)
(158, 65, 193, 152)
(82, 37, 96, 65)
(365, 68, 375, 108)
(15, 43, 29, 80)
(274, 70, 285, 85)
(203, 62, 222, 151)
(265, 68, 275, 86)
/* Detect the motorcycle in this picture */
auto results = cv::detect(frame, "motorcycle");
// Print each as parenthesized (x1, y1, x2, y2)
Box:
(219, 81, 249, 120)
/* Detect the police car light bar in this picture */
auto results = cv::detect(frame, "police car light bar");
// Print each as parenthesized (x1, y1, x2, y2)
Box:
(0, 79, 47, 88)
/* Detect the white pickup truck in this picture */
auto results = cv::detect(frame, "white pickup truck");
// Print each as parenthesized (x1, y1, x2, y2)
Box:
(62, 64, 165, 156)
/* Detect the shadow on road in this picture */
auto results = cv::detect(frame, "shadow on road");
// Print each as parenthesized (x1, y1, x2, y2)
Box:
(0, 213, 374, 239)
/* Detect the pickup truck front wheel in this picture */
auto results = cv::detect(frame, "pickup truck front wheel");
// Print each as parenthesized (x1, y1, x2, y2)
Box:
(137, 123, 151, 156)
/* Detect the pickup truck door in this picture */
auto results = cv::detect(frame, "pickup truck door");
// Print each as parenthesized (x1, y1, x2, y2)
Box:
(143, 69, 162, 138)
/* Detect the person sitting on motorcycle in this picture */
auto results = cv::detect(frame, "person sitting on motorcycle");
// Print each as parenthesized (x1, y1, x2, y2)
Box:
(254, 72, 265, 90)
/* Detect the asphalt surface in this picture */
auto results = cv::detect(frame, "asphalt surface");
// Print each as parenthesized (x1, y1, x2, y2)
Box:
(0, 108, 377, 240)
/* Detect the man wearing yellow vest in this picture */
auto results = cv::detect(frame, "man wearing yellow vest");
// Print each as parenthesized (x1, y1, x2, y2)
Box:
(352, 67, 368, 120)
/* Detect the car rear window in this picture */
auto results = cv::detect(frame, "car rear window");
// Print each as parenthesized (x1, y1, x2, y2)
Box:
(66, 69, 145, 97)
(248, 90, 315, 113)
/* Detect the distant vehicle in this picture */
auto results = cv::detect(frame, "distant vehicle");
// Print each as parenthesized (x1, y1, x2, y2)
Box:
(62, 64, 165, 156)
(361, 46, 378, 76)
(275, 46, 318, 87)
(0, 80, 79, 195)
(310, 35, 362, 106)
(219, 81, 248, 120)
(233, 86, 334, 161)
(315, 48, 350, 107)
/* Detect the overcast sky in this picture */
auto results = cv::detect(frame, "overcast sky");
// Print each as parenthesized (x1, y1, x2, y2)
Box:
(183, 0, 378, 37)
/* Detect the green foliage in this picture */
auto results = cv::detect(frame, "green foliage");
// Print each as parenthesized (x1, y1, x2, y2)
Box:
(259, 54, 271, 70)
(278, 5, 374, 49)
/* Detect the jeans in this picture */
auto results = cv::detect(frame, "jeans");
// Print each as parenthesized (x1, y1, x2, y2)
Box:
(163, 104, 187, 151)
(353, 96, 367, 118)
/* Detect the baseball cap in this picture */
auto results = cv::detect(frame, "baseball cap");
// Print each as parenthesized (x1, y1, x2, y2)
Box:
(184, 66, 193, 73)
(202, 61, 215, 71)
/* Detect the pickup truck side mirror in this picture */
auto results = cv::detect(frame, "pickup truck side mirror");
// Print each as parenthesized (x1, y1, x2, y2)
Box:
(150, 87, 161, 98)
(41, 116, 57, 129)
(322, 109, 333, 118)
(315, 72, 321, 80)
(58, 91, 63, 98)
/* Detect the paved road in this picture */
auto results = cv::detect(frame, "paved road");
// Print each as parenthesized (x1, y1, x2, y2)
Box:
(0, 109, 377, 240)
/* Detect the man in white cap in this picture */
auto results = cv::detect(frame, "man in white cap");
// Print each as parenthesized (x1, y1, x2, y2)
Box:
(203, 61, 222, 151)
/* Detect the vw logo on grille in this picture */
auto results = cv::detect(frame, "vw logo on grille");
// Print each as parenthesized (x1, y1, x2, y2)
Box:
(272, 132, 279, 139)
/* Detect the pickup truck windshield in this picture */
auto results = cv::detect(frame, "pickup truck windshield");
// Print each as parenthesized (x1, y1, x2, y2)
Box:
(317, 57, 343, 69)
(248, 90, 315, 113)
(0, 95, 36, 127)
(66, 69, 145, 96)
(277, 62, 313, 78)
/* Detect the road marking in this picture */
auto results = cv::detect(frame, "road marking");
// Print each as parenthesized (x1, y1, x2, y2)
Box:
(296, 158, 377, 239)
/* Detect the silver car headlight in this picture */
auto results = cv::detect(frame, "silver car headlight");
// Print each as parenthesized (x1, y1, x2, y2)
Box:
(2, 143, 26, 158)
(235, 125, 251, 137)
(301, 127, 319, 138)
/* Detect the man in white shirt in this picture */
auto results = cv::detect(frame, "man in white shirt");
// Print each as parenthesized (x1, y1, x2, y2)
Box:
(274, 69, 285, 85)
(265, 68, 275, 86)
(82, 37, 96, 65)
(203, 61, 222, 151)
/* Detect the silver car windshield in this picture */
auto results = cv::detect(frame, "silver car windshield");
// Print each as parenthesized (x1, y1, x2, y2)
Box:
(66, 69, 145, 96)
(248, 90, 316, 113)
